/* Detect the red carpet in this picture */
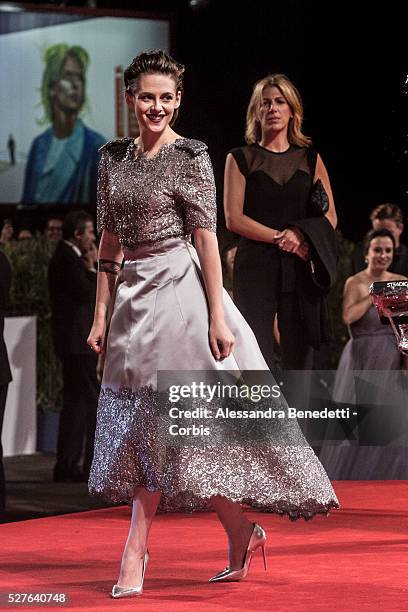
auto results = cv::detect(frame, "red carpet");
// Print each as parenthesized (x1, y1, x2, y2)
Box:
(1, 481, 408, 611)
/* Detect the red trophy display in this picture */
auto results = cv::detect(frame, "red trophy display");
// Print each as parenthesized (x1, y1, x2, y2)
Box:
(369, 280, 408, 355)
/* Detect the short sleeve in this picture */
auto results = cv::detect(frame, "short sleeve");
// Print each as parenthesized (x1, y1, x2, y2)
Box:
(96, 151, 116, 235)
(178, 151, 217, 234)
(229, 147, 249, 177)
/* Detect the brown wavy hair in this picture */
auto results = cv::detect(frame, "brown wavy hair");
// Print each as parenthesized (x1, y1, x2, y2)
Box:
(245, 73, 312, 147)
(124, 49, 185, 126)
(369, 203, 404, 227)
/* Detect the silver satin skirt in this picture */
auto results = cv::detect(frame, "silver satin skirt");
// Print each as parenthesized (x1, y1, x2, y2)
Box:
(88, 237, 338, 519)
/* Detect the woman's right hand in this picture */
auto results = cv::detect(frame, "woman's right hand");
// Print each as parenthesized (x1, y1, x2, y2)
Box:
(273, 228, 310, 261)
(87, 319, 106, 355)
(209, 318, 235, 361)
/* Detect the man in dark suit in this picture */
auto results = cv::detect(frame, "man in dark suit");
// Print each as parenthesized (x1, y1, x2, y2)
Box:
(0, 250, 12, 512)
(352, 203, 408, 276)
(48, 210, 99, 482)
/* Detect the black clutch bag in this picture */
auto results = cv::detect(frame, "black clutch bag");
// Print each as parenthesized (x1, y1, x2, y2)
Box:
(307, 179, 329, 217)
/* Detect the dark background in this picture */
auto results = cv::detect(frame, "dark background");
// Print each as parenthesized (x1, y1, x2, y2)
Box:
(3, 0, 408, 243)
(172, 0, 408, 243)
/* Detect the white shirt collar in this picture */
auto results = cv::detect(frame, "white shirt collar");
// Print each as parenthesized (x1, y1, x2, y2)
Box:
(64, 240, 82, 258)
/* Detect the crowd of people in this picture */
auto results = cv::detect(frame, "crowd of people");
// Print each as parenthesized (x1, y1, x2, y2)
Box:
(0, 216, 63, 247)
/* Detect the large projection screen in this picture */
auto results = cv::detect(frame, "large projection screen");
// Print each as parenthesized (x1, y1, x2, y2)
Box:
(0, 11, 170, 205)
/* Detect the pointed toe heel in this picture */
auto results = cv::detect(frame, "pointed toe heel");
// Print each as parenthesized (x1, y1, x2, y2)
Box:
(209, 523, 267, 583)
(111, 550, 149, 598)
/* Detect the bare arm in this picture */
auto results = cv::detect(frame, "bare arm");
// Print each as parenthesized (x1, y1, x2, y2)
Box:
(315, 154, 337, 229)
(87, 229, 123, 354)
(223, 153, 279, 242)
(342, 276, 372, 325)
(193, 228, 234, 360)
(344, 272, 408, 326)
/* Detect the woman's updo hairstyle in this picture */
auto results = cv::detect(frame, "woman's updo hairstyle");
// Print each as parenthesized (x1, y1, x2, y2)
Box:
(363, 228, 395, 256)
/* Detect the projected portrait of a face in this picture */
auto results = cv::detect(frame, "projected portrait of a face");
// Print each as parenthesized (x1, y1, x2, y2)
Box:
(21, 43, 106, 205)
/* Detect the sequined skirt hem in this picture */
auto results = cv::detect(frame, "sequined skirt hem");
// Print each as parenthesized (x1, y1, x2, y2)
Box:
(88, 483, 339, 521)
(88, 384, 339, 520)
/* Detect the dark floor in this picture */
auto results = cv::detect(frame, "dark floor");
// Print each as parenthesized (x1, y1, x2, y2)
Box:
(1, 453, 113, 524)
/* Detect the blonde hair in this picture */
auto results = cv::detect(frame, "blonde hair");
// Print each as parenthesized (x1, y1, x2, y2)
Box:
(245, 74, 312, 147)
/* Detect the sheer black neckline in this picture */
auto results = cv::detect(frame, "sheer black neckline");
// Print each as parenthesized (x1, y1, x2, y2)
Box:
(254, 143, 292, 155)
(229, 143, 316, 229)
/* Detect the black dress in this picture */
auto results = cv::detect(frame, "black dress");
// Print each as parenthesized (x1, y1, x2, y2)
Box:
(230, 143, 319, 373)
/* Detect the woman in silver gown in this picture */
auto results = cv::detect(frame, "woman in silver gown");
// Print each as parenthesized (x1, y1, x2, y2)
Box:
(87, 50, 338, 598)
(319, 228, 408, 478)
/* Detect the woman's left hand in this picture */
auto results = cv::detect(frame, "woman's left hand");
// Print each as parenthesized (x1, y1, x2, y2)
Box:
(209, 319, 235, 361)
(294, 241, 310, 261)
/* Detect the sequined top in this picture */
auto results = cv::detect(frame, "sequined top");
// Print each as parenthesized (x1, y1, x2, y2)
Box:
(97, 137, 217, 248)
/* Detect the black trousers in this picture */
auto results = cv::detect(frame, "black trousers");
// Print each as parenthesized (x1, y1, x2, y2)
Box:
(56, 354, 99, 476)
(0, 384, 8, 512)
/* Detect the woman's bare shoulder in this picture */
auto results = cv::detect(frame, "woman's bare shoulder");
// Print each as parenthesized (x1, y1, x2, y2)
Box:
(386, 272, 408, 281)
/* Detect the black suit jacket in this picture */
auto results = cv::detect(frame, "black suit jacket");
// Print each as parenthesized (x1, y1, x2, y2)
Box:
(0, 251, 12, 385)
(48, 241, 97, 359)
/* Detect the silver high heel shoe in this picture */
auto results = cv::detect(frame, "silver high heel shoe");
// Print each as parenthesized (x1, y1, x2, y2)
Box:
(111, 550, 150, 598)
(209, 523, 267, 582)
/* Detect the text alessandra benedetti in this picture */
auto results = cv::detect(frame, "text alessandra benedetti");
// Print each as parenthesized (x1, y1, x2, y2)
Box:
(168, 407, 352, 420)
